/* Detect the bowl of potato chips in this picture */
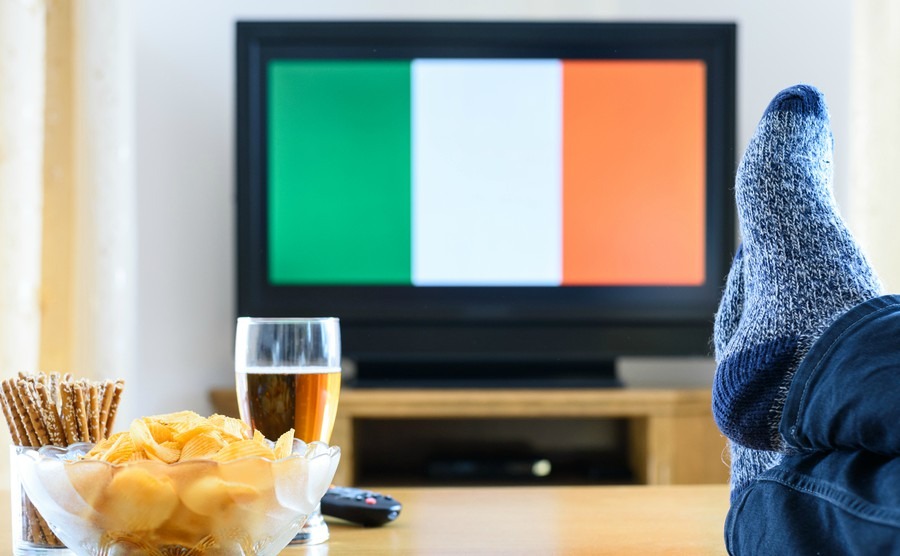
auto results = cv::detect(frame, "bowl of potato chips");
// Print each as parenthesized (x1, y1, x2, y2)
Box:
(15, 411, 341, 556)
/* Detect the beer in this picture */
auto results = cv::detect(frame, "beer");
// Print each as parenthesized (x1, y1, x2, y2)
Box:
(236, 366, 341, 443)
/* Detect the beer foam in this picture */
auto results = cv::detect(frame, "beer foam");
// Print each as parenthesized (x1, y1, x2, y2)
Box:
(236, 366, 342, 375)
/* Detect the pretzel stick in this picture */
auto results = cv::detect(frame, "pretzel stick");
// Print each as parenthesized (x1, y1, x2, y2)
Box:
(59, 382, 80, 445)
(38, 373, 49, 397)
(105, 380, 124, 435)
(4, 379, 38, 542)
(98, 381, 115, 438)
(38, 377, 53, 409)
(24, 501, 46, 545)
(6, 383, 55, 544)
(35, 382, 65, 446)
(48, 372, 59, 407)
(1, 373, 108, 548)
(89, 383, 101, 442)
(1, 381, 24, 441)
(0, 395, 21, 445)
(26, 499, 54, 545)
(21, 374, 66, 546)
(4, 380, 39, 446)
(47, 375, 59, 409)
(0, 387, 25, 445)
(32, 506, 58, 546)
(40, 512, 62, 547)
(19, 381, 51, 446)
(73, 381, 91, 443)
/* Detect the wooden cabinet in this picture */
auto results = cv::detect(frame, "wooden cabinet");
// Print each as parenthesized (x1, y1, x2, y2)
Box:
(330, 388, 728, 486)
(211, 386, 729, 486)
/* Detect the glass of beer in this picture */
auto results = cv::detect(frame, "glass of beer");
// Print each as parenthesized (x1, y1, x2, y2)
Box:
(234, 317, 341, 545)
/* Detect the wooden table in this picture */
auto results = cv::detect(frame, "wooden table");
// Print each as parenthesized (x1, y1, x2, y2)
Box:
(285, 485, 731, 555)
(3, 485, 731, 555)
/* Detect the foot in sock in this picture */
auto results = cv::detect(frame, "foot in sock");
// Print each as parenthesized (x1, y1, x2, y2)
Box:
(714, 243, 786, 499)
(712, 84, 881, 455)
(713, 243, 744, 358)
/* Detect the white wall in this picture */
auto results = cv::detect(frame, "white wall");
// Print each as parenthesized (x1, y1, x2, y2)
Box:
(132, 0, 854, 418)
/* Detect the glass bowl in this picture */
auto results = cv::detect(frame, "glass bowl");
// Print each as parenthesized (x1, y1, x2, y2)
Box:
(15, 441, 340, 556)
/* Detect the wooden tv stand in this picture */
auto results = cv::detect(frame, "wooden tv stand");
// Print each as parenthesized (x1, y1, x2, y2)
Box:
(210, 386, 728, 486)
(330, 387, 728, 486)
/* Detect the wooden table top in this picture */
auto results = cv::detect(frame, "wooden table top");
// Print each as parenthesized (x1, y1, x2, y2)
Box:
(3, 484, 730, 555)
(285, 485, 731, 555)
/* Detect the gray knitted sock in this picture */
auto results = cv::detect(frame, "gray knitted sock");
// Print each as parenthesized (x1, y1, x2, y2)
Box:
(714, 244, 786, 497)
(713, 244, 744, 357)
(712, 84, 881, 493)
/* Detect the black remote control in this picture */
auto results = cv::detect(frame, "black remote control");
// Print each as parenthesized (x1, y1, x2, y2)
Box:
(320, 486, 402, 527)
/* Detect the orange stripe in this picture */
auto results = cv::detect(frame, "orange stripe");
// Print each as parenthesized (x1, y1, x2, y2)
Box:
(561, 60, 706, 286)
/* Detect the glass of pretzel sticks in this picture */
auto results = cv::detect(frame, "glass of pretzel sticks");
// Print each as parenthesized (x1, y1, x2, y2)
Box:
(1, 372, 124, 555)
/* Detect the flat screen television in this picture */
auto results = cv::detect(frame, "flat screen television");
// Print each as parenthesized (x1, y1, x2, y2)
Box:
(236, 21, 736, 387)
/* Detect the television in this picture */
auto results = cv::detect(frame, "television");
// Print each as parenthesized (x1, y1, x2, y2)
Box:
(236, 21, 736, 387)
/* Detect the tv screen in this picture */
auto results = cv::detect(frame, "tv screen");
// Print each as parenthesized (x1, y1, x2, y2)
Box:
(236, 21, 736, 387)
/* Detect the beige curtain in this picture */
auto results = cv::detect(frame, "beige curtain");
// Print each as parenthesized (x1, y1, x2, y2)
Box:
(0, 0, 137, 482)
(850, 2, 900, 291)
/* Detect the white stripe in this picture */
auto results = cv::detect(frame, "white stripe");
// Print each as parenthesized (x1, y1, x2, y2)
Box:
(412, 59, 562, 286)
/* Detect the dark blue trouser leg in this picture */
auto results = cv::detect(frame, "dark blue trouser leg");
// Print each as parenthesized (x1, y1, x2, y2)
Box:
(727, 296, 900, 555)
(726, 452, 900, 555)
(781, 295, 900, 454)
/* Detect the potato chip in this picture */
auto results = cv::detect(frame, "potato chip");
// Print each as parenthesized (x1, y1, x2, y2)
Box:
(210, 439, 274, 462)
(101, 433, 136, 464)
(130, 419, 180, 463)
(158, 503, 213, 548)
(273, 429, 295, 460)
(179, 475, 260, 516)
(161, 440, 182, 454)
(179, 432, 225, 461)
(154, 410, 206, 427)
(85, 434, 120, 459)
(145, 419, 174, 443)
(153, 410, 208, 437)
(82, 412, 298, 464)
(127, 450, 148, 462)
(208, 414, 251, 441)
(65, 459, 113, 514)
(172, 422, 218, 445)
(99, 467, 178, 530)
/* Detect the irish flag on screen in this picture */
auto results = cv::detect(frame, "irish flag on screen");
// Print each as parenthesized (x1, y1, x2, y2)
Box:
(268, 58, 706, 287)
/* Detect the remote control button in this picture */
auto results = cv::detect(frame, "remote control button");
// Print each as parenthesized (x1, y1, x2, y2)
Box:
(365, 497, 377, 505)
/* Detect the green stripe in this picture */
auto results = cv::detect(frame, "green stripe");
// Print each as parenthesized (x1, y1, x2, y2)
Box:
(268, 60, 412, 285)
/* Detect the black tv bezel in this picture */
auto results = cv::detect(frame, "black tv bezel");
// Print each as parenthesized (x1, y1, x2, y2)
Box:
(236, 21, 736, 377)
